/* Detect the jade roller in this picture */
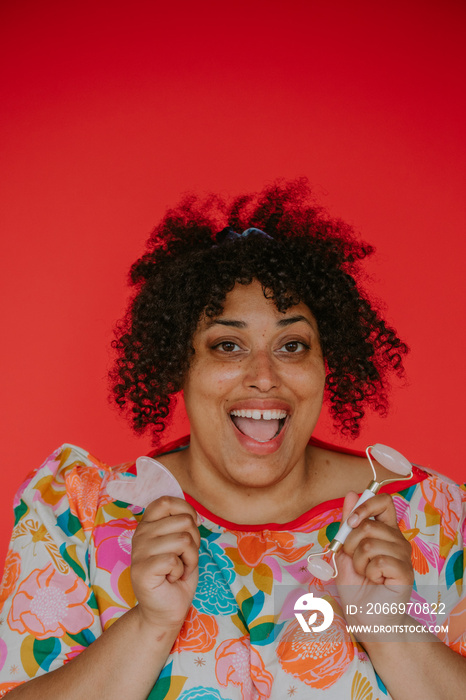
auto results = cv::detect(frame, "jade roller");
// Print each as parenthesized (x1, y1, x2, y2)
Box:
(306, 444, 413, 581)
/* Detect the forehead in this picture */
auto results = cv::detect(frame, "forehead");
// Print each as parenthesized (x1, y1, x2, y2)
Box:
(200, 280, 317, 329)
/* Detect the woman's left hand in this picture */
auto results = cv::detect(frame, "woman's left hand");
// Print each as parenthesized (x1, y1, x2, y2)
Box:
(335, 491, 414, 632)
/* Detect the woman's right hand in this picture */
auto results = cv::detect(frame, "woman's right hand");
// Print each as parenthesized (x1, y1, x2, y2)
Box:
(130, 496, 201, 630)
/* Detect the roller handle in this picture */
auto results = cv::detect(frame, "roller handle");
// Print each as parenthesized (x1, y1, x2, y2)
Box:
(333, 489, 376, 545)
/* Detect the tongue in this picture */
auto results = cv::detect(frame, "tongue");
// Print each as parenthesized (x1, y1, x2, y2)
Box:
(232, 416, 280, 442)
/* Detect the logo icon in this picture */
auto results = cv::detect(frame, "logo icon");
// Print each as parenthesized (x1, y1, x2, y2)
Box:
(293, 592, 334, 632)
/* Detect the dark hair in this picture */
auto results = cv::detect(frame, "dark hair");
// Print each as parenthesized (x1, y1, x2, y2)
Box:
(110, 178, 408, 441)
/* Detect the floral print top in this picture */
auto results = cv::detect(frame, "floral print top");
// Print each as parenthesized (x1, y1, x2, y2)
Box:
(0, 443, 464, 699)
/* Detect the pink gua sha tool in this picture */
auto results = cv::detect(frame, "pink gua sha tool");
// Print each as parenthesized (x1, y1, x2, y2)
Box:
(306, 444, 413, 581)
(106, 456, 185, 508)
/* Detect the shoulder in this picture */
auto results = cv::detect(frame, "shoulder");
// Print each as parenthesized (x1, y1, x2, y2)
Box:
(14, 444, 134, 529)
(17, 444, 108, 497)
(407, 465, 465, 514)
(395, 465, 465, 558)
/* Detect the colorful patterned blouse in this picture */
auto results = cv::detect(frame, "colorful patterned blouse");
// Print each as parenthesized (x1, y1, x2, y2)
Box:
(0, 444, 464, 699)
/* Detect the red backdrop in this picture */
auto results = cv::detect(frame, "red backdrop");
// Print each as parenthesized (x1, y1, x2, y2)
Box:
(1, 0, 465, 569)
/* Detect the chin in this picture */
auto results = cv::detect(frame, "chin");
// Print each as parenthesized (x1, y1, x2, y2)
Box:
(226, 459, 286, 489)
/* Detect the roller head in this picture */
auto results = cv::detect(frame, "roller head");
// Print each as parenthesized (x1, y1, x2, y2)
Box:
(307, 557, 334, 581)
(370, 444, 412, 476)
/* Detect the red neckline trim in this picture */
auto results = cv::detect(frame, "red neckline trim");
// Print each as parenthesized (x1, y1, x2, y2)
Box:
(149, 434, 429, 532)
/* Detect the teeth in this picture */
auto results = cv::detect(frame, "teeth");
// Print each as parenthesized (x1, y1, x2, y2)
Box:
(230, 409, 287, 420)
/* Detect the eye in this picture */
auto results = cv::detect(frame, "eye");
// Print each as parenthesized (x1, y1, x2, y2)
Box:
(279, 341, 309, 353)
(213, 341, 241, 353)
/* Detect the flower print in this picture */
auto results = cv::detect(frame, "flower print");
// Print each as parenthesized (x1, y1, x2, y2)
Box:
(249, 644, 274, 697)
(8, 564, 94, 640)
(277, 611, 354, 689)
(437, 596, 466, 655)
(193, 543, 237, 616)
(11, 518, 69, 575)
(351, 670, 375, 700)
(406, 590, 437, 628)
(0, 640, 6, 674)
(31, 446, 80, 510)
(179, 687, 232, 700)
(93, 518, 137, 574)
(0, 551, 21, 612)
(12, 475, 34, 510)
(215, 636, 273, 700)
(66, 466, 104, 531)
(398, 514, 439, 575)
(64, 645, 86, 663)
(421, 478, 461, 544)
(299, 507, 343, 535)
(172, 606, 219, 653)
(392, 494, 410, 524)
(227, 531, 310, 573)
(33, 474, 66, 510)
(283, 559, 327, 589)
(208, 540, 236, 585)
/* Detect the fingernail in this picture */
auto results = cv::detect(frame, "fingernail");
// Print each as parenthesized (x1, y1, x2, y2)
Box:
(347, 514, 358, 527)
(196, 513, 202, 526)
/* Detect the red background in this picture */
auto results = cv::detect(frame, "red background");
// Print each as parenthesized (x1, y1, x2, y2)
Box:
(1, 0, 465, 569)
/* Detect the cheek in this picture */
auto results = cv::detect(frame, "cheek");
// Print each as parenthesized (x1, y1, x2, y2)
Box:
(202, 363, 244, 390)
(184, 364, 241, 409)
(287, 363, 326, 393)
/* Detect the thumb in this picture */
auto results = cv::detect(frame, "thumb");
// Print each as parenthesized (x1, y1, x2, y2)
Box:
(341, 491, 360, 522)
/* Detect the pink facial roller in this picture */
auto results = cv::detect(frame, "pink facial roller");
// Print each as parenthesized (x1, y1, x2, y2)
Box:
(306, 444, 413, 581)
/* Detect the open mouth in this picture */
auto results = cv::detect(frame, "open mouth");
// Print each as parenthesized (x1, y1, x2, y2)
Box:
(229, 409, 288, 443)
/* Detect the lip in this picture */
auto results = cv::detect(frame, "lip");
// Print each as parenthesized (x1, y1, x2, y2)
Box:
(227, 403, 291, 455)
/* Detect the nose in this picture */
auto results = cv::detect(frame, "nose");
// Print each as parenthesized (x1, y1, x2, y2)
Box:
(245, 350, 280, 392)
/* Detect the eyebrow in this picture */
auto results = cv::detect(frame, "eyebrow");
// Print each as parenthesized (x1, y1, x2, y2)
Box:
(277, 315, 313, 328)
(207, 315, 313, 329)
(208, 319, 246, 328)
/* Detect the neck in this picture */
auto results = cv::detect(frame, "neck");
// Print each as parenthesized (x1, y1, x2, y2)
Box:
(160, 442, 327, 525)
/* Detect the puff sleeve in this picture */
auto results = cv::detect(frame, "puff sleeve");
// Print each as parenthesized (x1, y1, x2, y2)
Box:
(0, 445, 114, 695)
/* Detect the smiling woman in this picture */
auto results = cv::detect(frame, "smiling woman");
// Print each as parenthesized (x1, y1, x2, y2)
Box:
(0, 180, 464, 699)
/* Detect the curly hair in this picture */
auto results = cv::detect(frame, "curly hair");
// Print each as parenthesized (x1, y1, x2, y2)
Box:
(110, 178, 408, 442)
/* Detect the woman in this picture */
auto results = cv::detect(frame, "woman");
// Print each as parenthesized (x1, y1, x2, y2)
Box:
(0, 180, 464, 699)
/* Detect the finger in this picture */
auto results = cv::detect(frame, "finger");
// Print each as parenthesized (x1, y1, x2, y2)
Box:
(142, 496, 199, 526)
(341, 491, 360, 522)
(346, 492, 398, 529)
(135, 512, 201, 547)
(349, 538, 413, 582)
(363, 553, 415, 586)
(133, 531, 199, 575)
(167, 556, 187, 583)
(343, 518, 410, 557)
(134, 552, 186, 586)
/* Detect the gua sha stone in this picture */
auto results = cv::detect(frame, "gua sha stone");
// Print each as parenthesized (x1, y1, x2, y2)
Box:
(107, 456, 185, 508)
